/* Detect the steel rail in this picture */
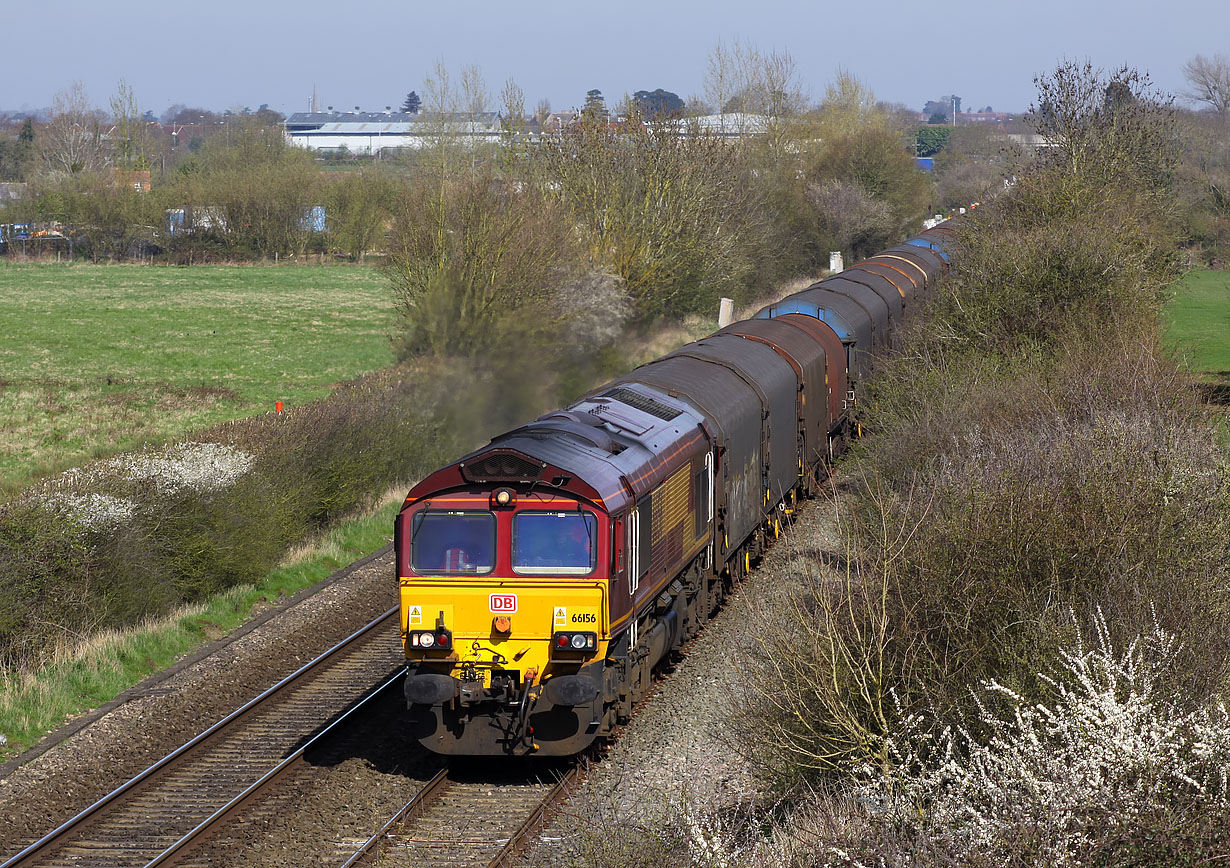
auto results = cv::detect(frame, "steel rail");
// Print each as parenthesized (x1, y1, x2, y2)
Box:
(486, 763, 582, 868)
(149, 669, 406, 867)
(341, 757, 585, 868)
(339, 767, 451, 868)
(1, 606, 401, 868)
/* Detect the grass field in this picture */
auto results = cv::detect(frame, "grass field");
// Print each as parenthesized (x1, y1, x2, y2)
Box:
(0, 262, 396, 491)
(1167, 269, 1230, 374)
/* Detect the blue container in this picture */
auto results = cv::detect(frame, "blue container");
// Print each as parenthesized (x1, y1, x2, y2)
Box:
(756, 294, 870, 378)
(906, 237, 950, 261)
(165, 209, 185, 236)
(760, 299, 856, 342)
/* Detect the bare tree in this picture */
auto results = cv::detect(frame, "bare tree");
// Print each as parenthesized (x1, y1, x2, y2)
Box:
(704, 38, 738, 127)
(819, 69, 881, 133)
(42, 82, 107, 175)
(1030, 62, 1178, 192)
(421, 60, 462, 181)
(704, 39, 807, 149)
(498, 77, 528, 170)
(499, 78, 525, 139)
(460, 63, 490, 162)
(1182, 53, 1230, 116)
(110, 79, 152, 171)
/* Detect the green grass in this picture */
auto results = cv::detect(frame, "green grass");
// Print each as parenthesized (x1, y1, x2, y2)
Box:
(1167, 269, 1230, 374)
(1167, 269, 1230, 443)
(0, 495, 401, 762)
(0, 262, 396, 490)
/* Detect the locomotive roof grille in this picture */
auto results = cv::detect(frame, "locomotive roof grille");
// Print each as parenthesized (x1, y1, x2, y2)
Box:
(602, 387, 681, 421)
(461, 452, 545, 482)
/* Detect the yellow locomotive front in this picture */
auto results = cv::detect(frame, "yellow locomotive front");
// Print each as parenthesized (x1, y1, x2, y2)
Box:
(396, 483, 615, 756)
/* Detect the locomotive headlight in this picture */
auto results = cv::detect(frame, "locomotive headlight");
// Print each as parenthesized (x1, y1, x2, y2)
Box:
(551, 631, 598, 656)
(409, 629, 452, 650)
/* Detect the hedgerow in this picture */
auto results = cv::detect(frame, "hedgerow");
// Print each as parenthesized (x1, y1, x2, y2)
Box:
(0, 362, 460, 667)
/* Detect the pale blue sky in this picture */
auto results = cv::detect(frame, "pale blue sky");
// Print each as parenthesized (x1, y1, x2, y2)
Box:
(3, 0, 1225, 116)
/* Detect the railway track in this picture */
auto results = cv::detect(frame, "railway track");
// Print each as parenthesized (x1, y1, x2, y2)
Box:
(2, 608, 404, 868)
(343, 761, 581, 868)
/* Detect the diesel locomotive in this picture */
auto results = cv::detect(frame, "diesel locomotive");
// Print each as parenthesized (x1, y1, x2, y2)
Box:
(395, 226, 957, 756)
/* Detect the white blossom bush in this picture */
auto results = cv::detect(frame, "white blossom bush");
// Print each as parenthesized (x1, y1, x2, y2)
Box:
(688, 615, 1230, 868)
(37, 492, 137, 532)
(830, 614, 1230, 865)
(109, 441, 254, 495)
(24, 442, 255, 537)
(51, 442, 255, 498)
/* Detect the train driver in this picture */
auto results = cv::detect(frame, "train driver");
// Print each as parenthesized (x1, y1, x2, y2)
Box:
(441, 522, 493, 573)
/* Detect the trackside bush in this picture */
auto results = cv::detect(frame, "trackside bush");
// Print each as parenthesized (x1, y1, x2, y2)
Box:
(0, 363, 460, 668)
(701, 622, 1230, 866)
(385, 171, 581, 359)
(924, 204, 1183, 355)
(730, 322, 1230, 788)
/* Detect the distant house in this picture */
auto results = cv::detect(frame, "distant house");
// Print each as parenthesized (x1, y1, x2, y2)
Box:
(916, 111, 1014, 126)
(112, 170, 152, 192)
(284, 110, 502, 155)
(539, 111, 580, 133)
(957, 111, 1013, 126)
(995, 133, 1055, 152)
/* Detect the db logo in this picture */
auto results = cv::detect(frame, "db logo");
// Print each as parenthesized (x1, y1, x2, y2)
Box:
(489, 593, 518, 613)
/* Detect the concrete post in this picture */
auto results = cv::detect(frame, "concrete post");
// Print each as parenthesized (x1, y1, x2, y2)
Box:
(829, 251, 844, 273)
(718, 297, 735, 328)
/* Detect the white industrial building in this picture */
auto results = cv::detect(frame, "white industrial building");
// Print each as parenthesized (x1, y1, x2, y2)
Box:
(284, 108, 779, 156)
(284, 110, 502, 155)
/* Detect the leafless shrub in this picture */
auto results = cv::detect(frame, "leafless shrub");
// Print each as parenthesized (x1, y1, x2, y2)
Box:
(806, 180, 896, 260)
(932, 156, 1004, 210)
(553, 270, 632, 349)
(723, 495, 908, 789)
(385, 170, 578, 358)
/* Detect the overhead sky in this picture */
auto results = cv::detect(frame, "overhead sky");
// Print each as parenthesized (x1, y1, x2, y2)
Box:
(4, 0, 1226, 118)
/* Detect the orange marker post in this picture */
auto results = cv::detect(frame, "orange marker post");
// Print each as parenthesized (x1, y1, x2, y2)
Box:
(275, 401, 283, 414)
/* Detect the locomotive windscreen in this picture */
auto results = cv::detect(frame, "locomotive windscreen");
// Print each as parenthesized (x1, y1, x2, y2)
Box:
(411, 511, 496, 575)
(512, 512, 597, 575)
